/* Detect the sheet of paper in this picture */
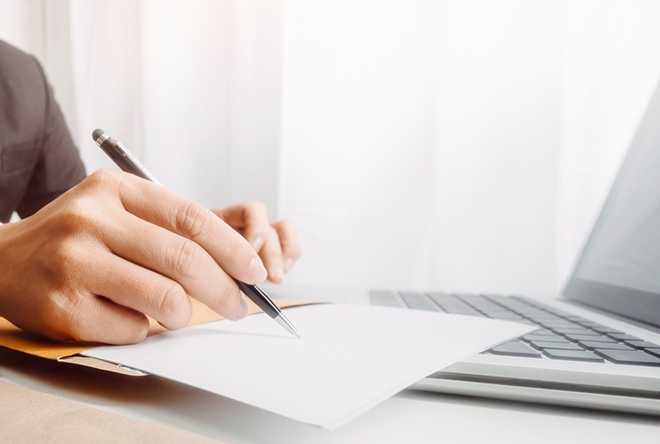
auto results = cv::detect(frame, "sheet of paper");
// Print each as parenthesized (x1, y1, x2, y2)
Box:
(83, 304, 535, 430)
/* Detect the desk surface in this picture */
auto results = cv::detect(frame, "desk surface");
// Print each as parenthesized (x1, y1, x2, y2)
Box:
(1, 285, 659, 443)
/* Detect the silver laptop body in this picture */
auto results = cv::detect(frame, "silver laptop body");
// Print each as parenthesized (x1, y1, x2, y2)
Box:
(371, 79, 660, 416)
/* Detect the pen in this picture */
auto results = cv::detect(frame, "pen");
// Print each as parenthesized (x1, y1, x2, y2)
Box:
(92, 128, 301, 338)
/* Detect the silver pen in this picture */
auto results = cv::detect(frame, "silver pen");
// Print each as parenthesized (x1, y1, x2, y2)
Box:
(92, 129, 301, 338)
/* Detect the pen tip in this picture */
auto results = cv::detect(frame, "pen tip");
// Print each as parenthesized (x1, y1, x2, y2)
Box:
(275, 313, 302, 339)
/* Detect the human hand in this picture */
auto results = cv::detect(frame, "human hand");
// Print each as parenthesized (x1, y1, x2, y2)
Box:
(212, 202, 302, 283)
(0, 170, 267, 344)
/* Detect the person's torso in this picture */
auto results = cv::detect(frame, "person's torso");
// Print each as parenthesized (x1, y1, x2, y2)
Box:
(0, 41, 47, 221)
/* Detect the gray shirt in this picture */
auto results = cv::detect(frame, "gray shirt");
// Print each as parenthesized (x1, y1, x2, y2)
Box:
(0, 40, 86, 222)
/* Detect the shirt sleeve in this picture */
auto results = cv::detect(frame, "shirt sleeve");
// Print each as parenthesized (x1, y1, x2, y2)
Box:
(15, 58, 87, 218)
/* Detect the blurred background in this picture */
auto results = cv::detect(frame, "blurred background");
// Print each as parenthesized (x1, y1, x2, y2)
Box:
(1, 0, 660, 295)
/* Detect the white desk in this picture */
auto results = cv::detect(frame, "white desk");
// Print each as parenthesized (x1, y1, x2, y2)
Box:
(1, 285, 659, 443)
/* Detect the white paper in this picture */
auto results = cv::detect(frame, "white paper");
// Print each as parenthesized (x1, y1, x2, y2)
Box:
(83, 304, 535, 430)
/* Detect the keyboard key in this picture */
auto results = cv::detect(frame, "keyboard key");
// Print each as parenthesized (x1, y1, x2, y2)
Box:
(528, 329, 556, 336)
(527, 315, 565, 322)
(489, 341, 542, 358)
(543, 349, 604, 362)
(521, 334, 569, 343)
(512, 319, 538, 326)
(487, 313, 525, 320)
(577, 341, 635, 351)
(517, 308, 552, 315)
(427, 294, 482, 315)
(538, 320, 576, 326)
(590, 326, 624, 334)
(369, 290, 403, 308)
(543, 308, 572, 316)
(607, 333, 641, 341)
(399, 292, 440, 311)
(551, 328, 599, 335)
(470, 303, 505, 311)
(624, 340, 660, 350)
(442, 306, 484, 316)
(594, 350, 660, 366)
(645, 348, 660, 358)
(464, 306, 504, 315)
(534, 321, 575, 328)
(455, 295, 496, 309)
(564, 334, 616, 343)
(529, 341, 584, 351)
(426, 292, 454, 299)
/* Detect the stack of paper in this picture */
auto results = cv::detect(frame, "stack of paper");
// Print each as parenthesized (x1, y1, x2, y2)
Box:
(83, 304, 535, 430)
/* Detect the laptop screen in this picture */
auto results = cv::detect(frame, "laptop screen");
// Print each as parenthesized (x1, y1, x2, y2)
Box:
(564, 79, 660, 328)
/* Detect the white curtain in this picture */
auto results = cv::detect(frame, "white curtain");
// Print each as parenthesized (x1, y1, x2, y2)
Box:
(2, 0, 660, 295)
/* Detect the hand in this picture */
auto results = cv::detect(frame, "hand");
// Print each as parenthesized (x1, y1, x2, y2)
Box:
(213, 202, 302, 283)
(0, 169, 268, 344)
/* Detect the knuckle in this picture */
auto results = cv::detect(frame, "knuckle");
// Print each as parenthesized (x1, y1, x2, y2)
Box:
(130, 272, 187, 326)
(48, 238, 84, 277)
(86, 168, 123, 190)
(175, 200, 212, 239)
(50, 197, 109, 242)
(274, 218, 297, 237)
(214, 279, 239, 312)
(247, 200, 267, 213)
(39, 290, 150, 344)
(280, 218, 297, 233)
(123, 314, 149, 344)
(243, 201, 268, 221)
(262, 227, 282, 256)
(267, 224, 280, 238)
(156, 280, 187, 317)
(222, 235, 245, 263)
(44, 291, 85, 340)
(170, 239, 200, 279)
(56, 199, 96, 232)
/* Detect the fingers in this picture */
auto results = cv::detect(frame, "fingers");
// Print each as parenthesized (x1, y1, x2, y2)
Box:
(84, 251, 193, 329)
(90, 298, 150, 344)
(48, 292, 151, 345)
(102, 211, 250, 321)
(110, 173, 267, 285)
(260, 226, 286, 283)
(214, 202, 286, 282)
(271, 219, 303, 273)
(213, 202, 303, 282)
(213, 201, 270, 251)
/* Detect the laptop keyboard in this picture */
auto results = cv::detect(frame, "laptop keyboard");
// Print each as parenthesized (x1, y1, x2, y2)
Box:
(370, 291, 660, 367)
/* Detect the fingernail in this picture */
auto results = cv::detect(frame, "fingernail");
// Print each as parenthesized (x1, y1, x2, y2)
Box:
(247, 257, 267, 284)
(252, 236, 265, 252)
(284, 258, 295, 273)
(235, 293, 250, 319)
(270, 265, 285, 282)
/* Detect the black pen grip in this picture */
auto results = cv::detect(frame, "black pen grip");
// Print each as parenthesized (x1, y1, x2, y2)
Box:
(233, 280, 280, 319)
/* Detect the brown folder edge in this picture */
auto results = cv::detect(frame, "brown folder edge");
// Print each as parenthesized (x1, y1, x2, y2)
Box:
(0, 298, 311, 377)
(0, 379, 230, 443)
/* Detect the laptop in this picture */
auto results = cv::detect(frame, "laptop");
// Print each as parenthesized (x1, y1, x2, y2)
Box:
(370, 78, 660, 416)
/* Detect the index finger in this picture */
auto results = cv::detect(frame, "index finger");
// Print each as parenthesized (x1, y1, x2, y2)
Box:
(104, 171, 268, 285)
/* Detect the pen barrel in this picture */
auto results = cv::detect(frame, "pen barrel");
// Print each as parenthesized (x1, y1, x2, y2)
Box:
(233, 280, 280, 319)
(97, 137, 160, 184)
